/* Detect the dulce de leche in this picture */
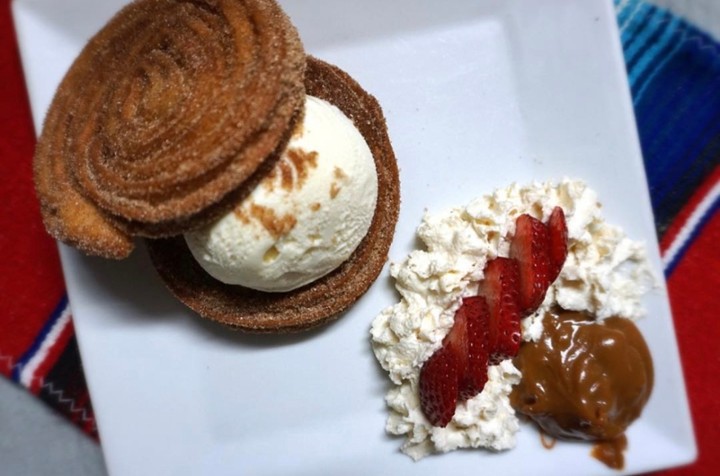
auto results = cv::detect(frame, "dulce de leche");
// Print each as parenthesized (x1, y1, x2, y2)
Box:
(511, 310, 653, 468)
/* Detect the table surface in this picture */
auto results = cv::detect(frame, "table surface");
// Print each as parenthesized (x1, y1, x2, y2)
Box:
(1, 0, 718, 475)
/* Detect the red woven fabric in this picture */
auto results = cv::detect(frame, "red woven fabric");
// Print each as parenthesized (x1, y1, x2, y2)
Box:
(664, 207, 720, 474)
(0, 0, 97, 437)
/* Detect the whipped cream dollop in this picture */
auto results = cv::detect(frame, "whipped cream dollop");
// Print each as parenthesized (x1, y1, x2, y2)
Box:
(185, 95, 378, 292)
(370, 179, 655, 460)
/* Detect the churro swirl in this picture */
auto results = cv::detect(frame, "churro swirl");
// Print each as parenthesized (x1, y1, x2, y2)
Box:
(34, 0, 306, 257)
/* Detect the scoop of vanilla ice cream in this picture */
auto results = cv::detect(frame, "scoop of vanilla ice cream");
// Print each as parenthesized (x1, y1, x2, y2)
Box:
(184, 95, 378, 292)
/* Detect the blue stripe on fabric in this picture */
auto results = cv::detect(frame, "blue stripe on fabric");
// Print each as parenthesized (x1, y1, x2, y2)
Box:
(665, 194, 720, 277)
(639, 55, 705, 157)
(616, 0, 720, 248)
(625, 9, 668, 69)
(11, 294, 69, 382)
(641, 72, 720, 231)
(641, 82, 711, 209)
(631, 20, 684, 99)
(635, 22, 720, 150)
(663, 84, 720, 178)
(626, 10, 673, 79)
(618, 0, 646, 39)
(655, 102, 720, 221)
(647, 65, 720, 176)
(621, 4, 655, 48)
(617, 0, 642, 32)
(624, 5, 720, 235)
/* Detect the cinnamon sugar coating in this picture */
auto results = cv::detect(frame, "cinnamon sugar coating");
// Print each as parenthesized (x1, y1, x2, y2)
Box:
(146, 56, 401, 332)
(33, 0, 306, 257)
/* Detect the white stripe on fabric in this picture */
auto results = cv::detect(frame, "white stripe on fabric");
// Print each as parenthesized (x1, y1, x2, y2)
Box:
(18, 303, 72, 388)
(662, 180, 720, 270)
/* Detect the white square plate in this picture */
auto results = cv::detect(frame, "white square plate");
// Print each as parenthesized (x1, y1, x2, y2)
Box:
(13, 0, 696, 474)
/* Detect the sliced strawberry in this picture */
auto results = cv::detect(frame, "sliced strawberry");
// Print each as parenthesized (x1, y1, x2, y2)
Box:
(510, 214, 552, 314)
(458, 296, 491, 400)
(547, 206, 568, 282)
(419, 304, 466, 427)
(419, 297, 493, 424)
(479, 258, 522, 363)
(444, 301, 468, 371)
(419, 346, 460, 427)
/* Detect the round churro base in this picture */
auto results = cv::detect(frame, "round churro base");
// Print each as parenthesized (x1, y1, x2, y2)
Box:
(33, 0, 306, 256)
(146, 56, 400, 332)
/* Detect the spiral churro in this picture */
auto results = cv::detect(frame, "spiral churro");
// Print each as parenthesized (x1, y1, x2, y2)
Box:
(34, 0, 306, 255)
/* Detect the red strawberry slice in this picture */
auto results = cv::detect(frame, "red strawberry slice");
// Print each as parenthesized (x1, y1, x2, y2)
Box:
(419, 297, 493, 425)
(444, 301, 468, 370)
(510, 214, 552, 314)
(547, 206, 568, 282)
(457, 296, 490, 400)
(419, 346, 460, 427)
(479, 258, 522, 363)
(419, 303, 466, 427)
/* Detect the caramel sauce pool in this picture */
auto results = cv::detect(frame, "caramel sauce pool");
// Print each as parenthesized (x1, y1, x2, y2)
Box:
(511, 310, 654, 470)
